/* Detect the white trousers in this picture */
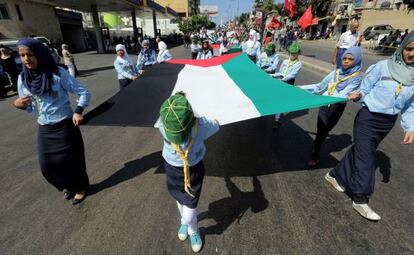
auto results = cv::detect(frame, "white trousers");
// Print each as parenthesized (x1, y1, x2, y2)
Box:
(176, 201, 198, 235)
(67, 64, 76, 77)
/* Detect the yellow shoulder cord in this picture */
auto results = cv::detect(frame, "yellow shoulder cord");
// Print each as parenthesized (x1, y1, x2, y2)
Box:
(171, 119, 199, 197)
(283, 59, 298, 78)
(35, 96, 40, 113)
(327, 70, 361, 95)
(395, 83, 403, 97)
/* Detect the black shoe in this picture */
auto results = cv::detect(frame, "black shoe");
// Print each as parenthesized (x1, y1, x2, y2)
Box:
(72, 190, 88, 205)
(64, 191, 75, 200)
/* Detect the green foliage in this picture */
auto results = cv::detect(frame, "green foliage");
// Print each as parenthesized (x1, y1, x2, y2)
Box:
(238, 13, 251, 27)
(294, 0, 331, 19)
(178, 15, 216, 34)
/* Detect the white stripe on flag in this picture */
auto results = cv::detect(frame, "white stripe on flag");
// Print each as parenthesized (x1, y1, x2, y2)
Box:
(172, 65, 261, 125)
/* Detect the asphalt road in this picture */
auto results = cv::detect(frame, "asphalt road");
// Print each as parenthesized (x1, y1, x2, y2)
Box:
(0, 46, 413, 255)
(299, 40, 387, 72)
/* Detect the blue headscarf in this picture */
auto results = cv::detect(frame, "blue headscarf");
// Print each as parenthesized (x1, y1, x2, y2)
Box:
(336, 46, 363, 91)
(17, 38, 59, 96)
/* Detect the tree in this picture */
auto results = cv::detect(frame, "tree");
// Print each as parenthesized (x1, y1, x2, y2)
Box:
(294, 0, 331, 19)
(178, 15, 216, 34)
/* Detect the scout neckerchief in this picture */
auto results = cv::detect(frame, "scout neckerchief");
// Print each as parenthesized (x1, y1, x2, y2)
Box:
(283, 59, 298, 78)
(327, 69, 361, 95)
(171, 119, 199, 197)
(395, 83, 403, 97)
(35, 96, 41, 113)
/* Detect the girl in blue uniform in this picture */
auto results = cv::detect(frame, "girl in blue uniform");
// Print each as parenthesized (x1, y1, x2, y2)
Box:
(300, 46, 363, 167)
(272, 41, 303, 127)
(242, 29, 261, 63)
(326, 31, 414, 221)
(159, 92, 219, 253)
(114, 44, 139, 91)
(136, 39, 157, 70)
(256, 43, 279, 74)
(13, 38, 91, 205)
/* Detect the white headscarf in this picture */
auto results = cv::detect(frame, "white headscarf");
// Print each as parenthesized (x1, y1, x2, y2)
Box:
(246, 29, 257, 48)
(116, 44, 133, 66)
(158, 41, 167, 52)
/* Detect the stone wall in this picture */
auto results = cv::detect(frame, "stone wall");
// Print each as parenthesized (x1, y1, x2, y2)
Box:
(359, 9, 414, 32)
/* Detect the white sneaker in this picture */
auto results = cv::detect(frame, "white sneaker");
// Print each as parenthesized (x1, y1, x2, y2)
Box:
(352, 202, 381, 221)
(324, 172, 345, 192)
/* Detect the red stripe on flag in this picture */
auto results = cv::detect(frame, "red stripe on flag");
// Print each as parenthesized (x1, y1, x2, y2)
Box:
(211, 44, 221, 49)
(166, 53, 242, 67)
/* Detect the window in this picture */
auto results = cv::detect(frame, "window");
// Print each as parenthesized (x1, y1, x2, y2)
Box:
(0, 4, 10, 19)
(15, 5, 23, 21)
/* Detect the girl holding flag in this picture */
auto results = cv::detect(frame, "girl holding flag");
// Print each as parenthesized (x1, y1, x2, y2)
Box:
(114, 44, 139, 91)
(158, 92, 219, 253)
(327, 32, 414, 221)
(242, 29, 261, 63)
(272, 41, 303, 127)
(299, 46, 363, 167)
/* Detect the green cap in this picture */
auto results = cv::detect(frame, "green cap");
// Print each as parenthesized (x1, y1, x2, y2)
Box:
(160, 92, 195, 144)
(264, 43, 275, 56)
(289, 41, 301, 54)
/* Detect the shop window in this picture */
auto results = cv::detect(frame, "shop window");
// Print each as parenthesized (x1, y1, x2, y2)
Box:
(15, 5, 23, 21)
(0, 4, 11, 19)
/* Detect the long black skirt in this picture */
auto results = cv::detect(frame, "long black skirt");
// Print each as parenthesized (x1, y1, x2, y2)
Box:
(38, 118, 89, 193)
(331, 107, 397, 203)
(313, 103, 347, 157)
(164, 160, 205, 209)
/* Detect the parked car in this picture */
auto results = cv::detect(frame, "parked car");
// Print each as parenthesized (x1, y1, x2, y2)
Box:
(0, 37, 61, 65)
(363, 25, 395, 40)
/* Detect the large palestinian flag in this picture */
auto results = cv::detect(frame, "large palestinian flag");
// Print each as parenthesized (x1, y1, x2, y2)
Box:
(85, 53, 345, 127)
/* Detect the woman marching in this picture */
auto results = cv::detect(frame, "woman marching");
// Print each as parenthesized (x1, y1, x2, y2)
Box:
(300, 46, 363, 167)
(158, 92, 219, 253)
(114, 44, 139, 91)
(326, 31, 414, 221)
(61, 44, 76, 77)
(13, 38, 91, 205)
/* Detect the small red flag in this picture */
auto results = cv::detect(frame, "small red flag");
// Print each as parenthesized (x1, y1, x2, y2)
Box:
(284, 0, 297, 18)
(297, 5, 313, 31)
(268, 17, 281, 30)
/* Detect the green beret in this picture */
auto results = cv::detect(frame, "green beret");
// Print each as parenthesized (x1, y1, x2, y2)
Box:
(264, 43, 275, 55)
(289, 41, 301, 54)
(160, 92, 195, 144)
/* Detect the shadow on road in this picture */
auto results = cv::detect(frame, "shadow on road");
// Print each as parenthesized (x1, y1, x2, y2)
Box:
(89, 151, 162, 195)
(198, 176, 268, 235)
(376, 150, 391, 183)
(78, 65, 114, 77)
(205, 115, 352, 177)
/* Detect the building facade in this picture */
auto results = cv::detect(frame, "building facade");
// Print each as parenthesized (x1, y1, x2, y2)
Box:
(155, 0, 189, 17)
(0, 0, 62, 39)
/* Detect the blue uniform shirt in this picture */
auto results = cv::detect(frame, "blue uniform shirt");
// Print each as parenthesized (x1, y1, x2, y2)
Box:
(360, 60, 414, 131)
(159, 117, 220, 167)
(273, 59, 302, 82)
(242, 41, 261, 57)
(137, 49, 157, 69)
(17, 67, 91, 125)
(256, 52, 280, 73)
(300, 70, 361, 99)
(114, 59, 138, 80)
(197, 50, 213, 60)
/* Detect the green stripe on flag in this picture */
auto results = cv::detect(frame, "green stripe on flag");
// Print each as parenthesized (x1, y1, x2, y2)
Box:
(222, 54, 346, 115)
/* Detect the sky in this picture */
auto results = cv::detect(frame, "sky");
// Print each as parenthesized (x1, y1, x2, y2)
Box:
(200, 0, 284, 25)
